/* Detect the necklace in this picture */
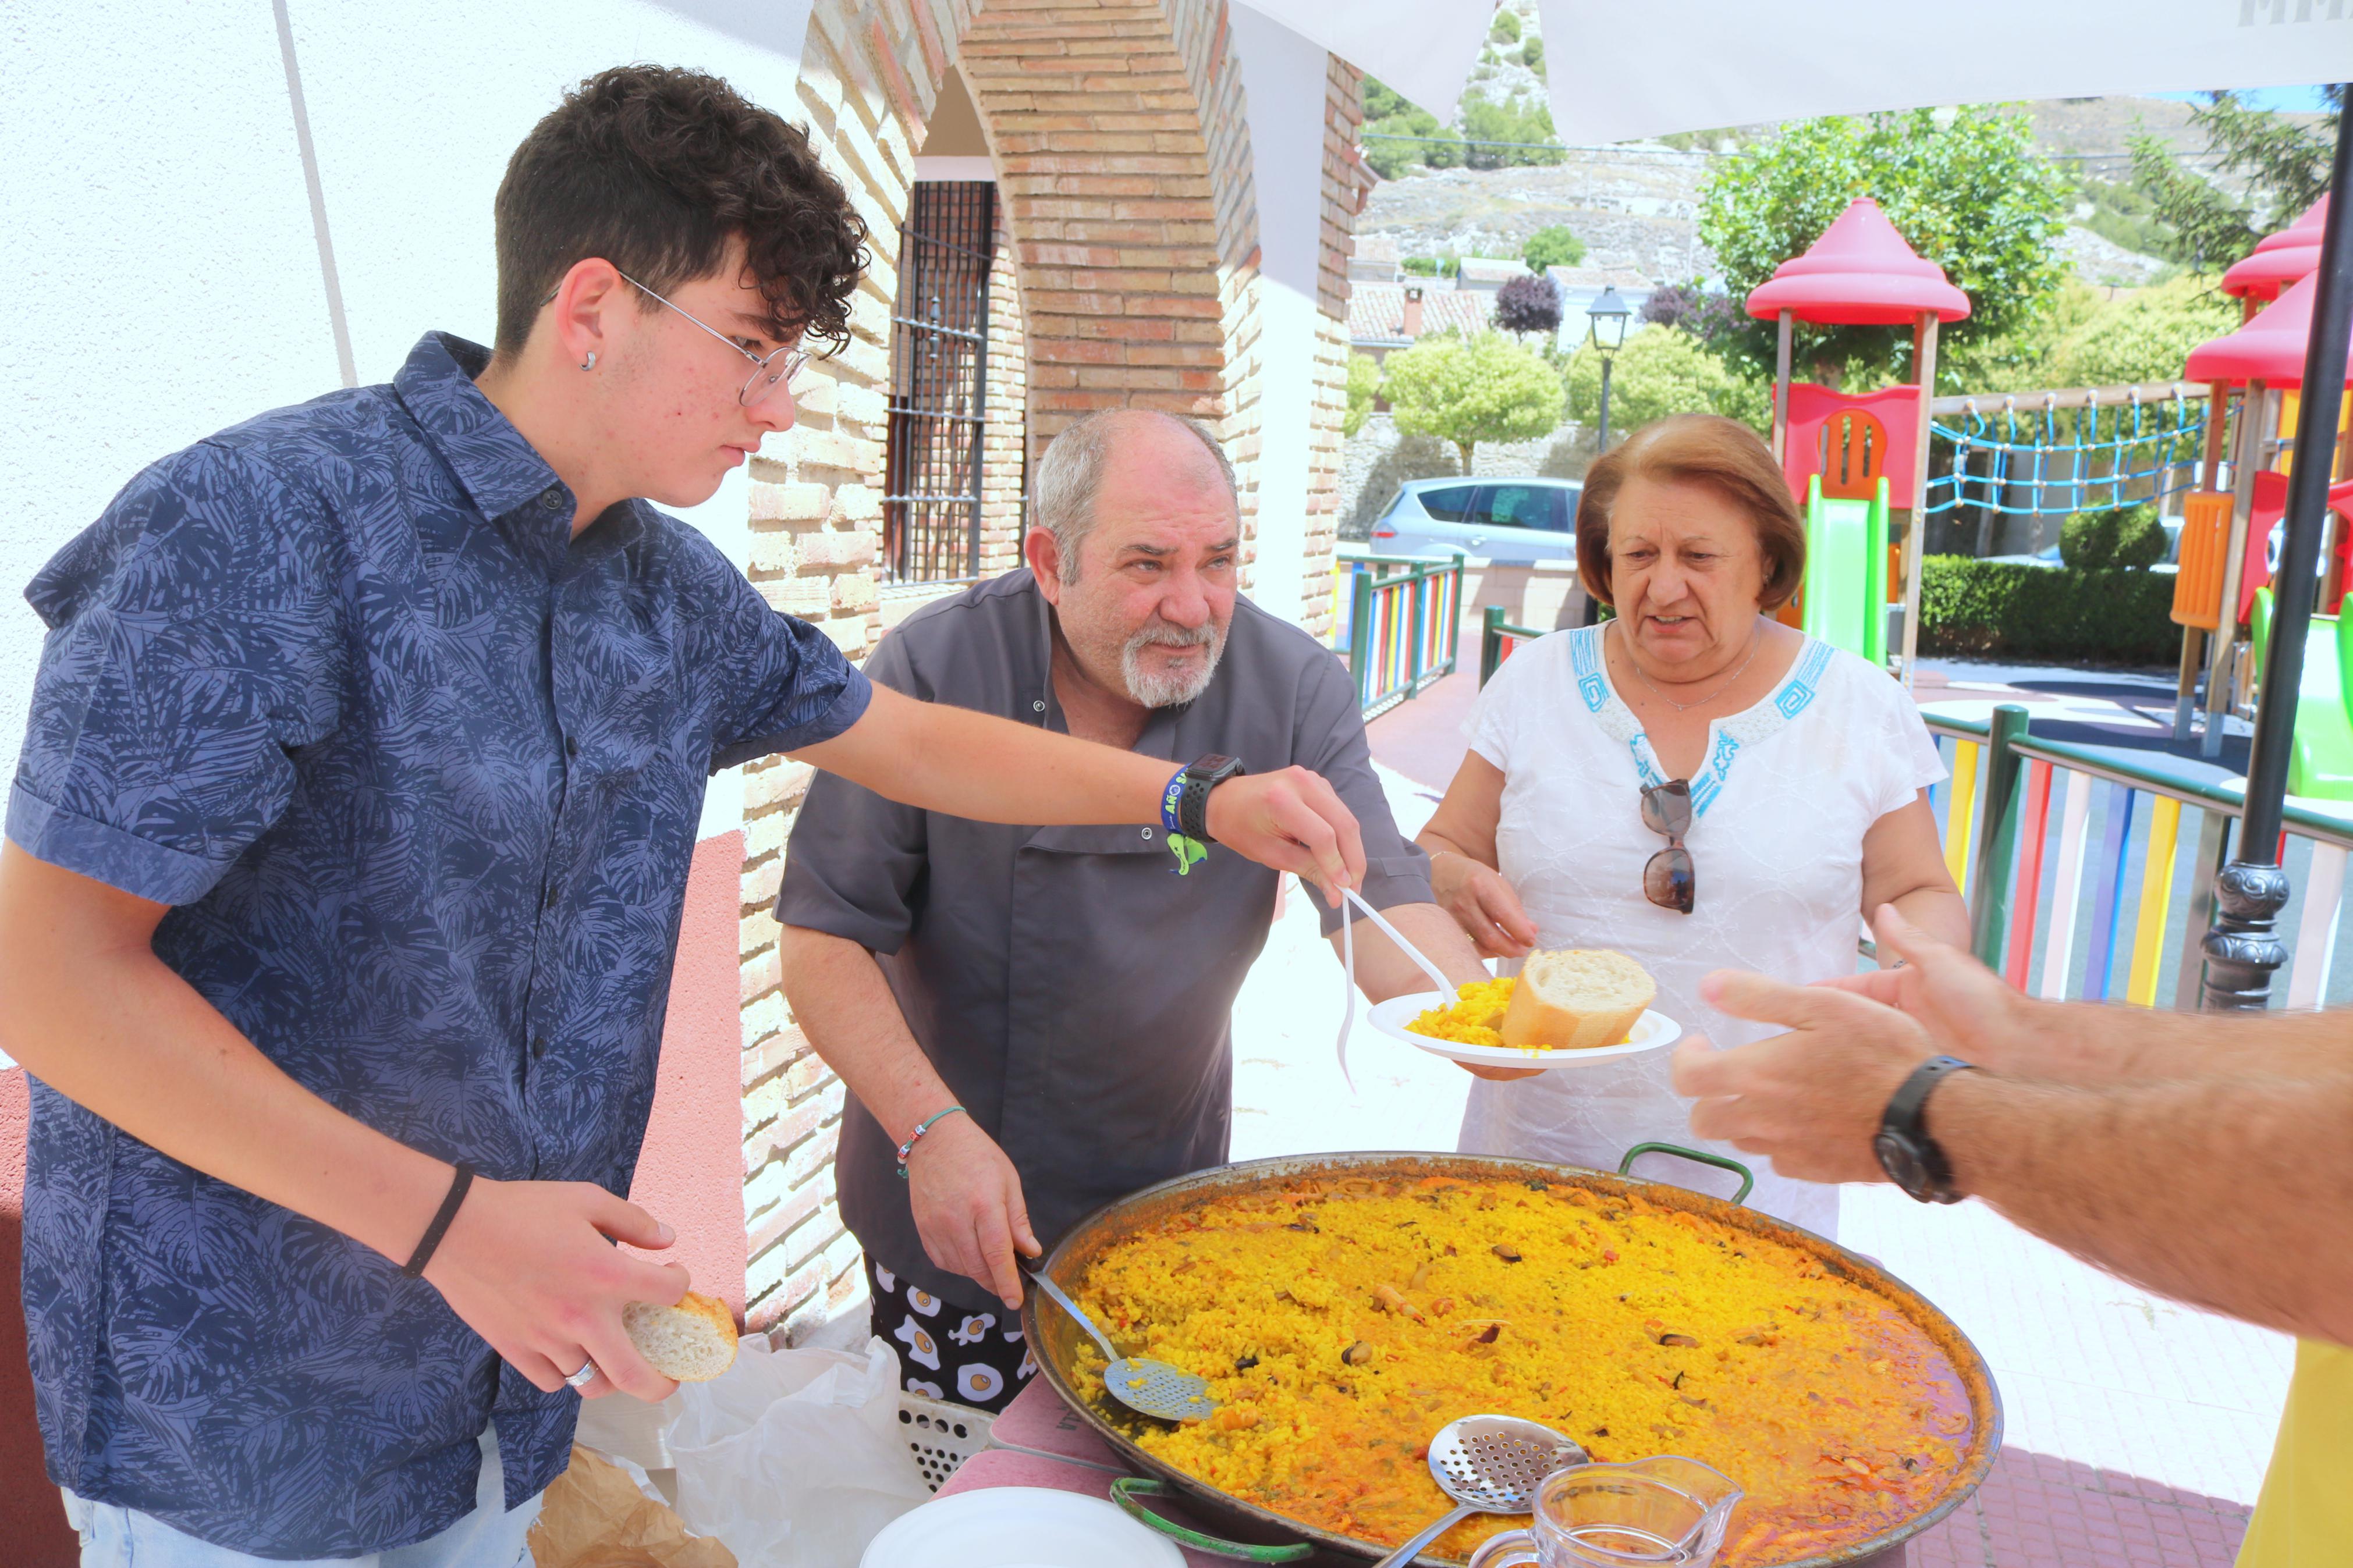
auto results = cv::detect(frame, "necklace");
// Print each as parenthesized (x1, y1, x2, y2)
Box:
(1619, 621, 1764, 713)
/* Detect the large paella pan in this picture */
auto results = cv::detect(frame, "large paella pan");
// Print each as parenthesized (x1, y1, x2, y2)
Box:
(1021, 1149, 2000, 1567)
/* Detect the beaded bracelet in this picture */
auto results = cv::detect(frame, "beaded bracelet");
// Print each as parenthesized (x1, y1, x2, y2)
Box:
(896, 1105, 968, 1180)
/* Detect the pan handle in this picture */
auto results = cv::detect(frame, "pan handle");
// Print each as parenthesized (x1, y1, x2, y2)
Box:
(1619, 1142, 1755, 1205)
(1110, 1478, 1315, 1562)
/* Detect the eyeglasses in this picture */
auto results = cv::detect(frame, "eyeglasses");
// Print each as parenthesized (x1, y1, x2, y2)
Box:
(1640, 779, 1696, 915)
(541, 272, 807, 406)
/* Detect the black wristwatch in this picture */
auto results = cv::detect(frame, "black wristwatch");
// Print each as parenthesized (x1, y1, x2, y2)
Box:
(1874, 1055, 1977, 1204)
(1177, 753, 1245, 842)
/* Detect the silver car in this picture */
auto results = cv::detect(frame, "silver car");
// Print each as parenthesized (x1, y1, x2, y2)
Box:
(1367, 476, 1582, 564)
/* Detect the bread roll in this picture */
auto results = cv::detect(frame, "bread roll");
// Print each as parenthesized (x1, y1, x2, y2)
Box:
(1499, 949, 1656, 1050)
(622, 1290, 739, 1382)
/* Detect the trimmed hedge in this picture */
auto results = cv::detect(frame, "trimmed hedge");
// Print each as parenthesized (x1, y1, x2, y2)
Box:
(2059, 503, 2167, 570)
(1918, 556, 2178, 665)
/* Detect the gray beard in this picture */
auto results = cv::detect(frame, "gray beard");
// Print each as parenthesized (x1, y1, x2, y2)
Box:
(1121, 621, 1226, 707)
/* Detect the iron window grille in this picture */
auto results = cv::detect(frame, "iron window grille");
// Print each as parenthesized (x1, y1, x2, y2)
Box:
(884, 180, 997, 583)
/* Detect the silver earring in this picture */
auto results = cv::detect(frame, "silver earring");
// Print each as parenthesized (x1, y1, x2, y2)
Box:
(580, 351, 597, 371)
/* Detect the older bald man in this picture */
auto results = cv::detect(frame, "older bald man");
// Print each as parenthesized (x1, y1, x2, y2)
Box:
(775, 410, 1488, 1408)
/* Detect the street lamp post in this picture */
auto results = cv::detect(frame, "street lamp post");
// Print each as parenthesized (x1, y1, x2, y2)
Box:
(1588, 285, 1632, 451)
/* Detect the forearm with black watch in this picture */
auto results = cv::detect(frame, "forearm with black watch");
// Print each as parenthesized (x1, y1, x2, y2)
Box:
(1875, 1055, 1978, 1203)
(1172, 754, 1244, 840)
(1159, 754, 1245, 874)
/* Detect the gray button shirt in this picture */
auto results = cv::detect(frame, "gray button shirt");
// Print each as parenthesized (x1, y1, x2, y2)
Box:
(777, 568, 1432, 1309)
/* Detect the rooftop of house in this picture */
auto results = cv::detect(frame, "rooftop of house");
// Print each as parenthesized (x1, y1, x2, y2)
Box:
(1546, 264, 1658, 295)
(1456, 257, 1533, 291)
(1346, 281, 1496, 345)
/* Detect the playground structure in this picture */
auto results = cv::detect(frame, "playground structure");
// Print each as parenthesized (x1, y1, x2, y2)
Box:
(1923, 381, 2210, 557)
(2169, 203, 2353, 797)
(1748, 197, 1970, 680)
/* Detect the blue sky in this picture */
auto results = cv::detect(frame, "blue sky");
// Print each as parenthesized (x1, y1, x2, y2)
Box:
(2155, 85, 2334, 113)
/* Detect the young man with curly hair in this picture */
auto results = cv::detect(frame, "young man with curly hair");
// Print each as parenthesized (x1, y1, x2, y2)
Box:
(0, 66, 1363, 1566)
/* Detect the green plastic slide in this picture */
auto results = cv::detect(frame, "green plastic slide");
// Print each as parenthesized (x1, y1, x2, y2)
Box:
(2249, 585, 2353, 801)
(1801, 474, 1889, 665)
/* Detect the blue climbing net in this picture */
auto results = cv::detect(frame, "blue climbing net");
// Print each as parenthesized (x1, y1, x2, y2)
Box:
(1924, 389, 2208, 517)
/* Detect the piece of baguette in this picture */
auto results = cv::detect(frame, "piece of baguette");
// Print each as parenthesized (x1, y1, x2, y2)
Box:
(623, 1290, 739, 1382)
(1499, 948, 1656, 1050)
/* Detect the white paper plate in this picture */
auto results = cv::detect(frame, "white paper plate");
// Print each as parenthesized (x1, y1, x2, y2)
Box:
(859, 1486, 1188, 1567)
(1367, 991, 1683, 1069)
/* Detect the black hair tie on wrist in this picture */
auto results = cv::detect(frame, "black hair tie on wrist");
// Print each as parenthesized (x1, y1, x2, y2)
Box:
(402, 1162, 476, 1279)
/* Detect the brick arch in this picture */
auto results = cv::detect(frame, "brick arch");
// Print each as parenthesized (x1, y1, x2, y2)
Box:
(956, 0, 1257, 443)
(772, 0, 1264, 617)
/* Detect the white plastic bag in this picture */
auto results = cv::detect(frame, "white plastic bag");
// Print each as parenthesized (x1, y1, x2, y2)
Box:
(662, 1336, 931, 1568)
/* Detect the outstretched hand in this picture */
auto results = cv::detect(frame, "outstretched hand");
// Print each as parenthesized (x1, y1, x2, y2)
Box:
(1816, 905, 2028, 1069)
(1206, 766, 1366, 905)
(1671, 967, 1939, 1185)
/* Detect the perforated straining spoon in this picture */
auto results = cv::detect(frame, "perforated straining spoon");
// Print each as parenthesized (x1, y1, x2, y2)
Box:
(1027, 1265, 1216, 1423)
(1369, 1414, 1587, 1568)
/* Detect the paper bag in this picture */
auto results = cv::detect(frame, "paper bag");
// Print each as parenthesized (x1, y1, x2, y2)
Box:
(527, 1445, 738, 1568)
(665, 1335, 932, 1568)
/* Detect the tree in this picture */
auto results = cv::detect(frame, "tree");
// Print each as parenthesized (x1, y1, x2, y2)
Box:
(2047, 273, 2237, 389)
(1343, 352, 1383, 438)
(1562, 328, 1773, 438)
(1697, 107, 2071, 389)
(1641, 280, 1744, 340)
(1521, 225, 1586, 271)
(2127, 88, 2342, 269)
(1519, 33, 1544, 74)
(1494, 274, 1563, 339)
(1490, 8, 1521, 42)
(1383, 332, 1564, 471)
(1460, 91, 1564, 170)
(1361, 77, 1464, 179)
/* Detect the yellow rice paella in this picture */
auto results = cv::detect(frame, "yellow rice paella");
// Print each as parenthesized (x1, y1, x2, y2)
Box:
(1070, 1171, 1974, 1565)
(1404, 977, 1517, 1048)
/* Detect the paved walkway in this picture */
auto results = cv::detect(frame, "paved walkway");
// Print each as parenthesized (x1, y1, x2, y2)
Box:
(1224, 622, 2290, 1567)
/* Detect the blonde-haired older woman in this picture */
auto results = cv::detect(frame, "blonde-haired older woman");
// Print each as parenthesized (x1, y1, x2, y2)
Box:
(1417, 414, 1968, 1236)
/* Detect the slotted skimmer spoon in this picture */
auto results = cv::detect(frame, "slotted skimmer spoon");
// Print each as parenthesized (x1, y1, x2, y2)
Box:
(1369, 1414, 1587, 1567)
(1028, 1264, 1216, 1423)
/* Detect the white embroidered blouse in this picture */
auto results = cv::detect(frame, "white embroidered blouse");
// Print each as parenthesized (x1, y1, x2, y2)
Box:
(1455, 623, 1946, 1238)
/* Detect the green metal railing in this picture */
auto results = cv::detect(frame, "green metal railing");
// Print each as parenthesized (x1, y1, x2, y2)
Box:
(1926, 705, 2353, 1008)
(1478, 605, 1545, 686)
(1336, 553, 1465, 718)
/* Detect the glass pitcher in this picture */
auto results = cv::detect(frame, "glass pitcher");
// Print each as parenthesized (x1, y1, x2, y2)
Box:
(1464, 1456, 1744, 1568)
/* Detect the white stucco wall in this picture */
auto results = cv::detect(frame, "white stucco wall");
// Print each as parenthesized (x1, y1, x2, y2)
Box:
(1229, 6, 1329, 632)
(2, 0, 815, 840)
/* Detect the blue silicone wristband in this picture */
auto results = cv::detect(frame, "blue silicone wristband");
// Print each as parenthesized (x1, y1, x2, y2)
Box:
(1159, 766, 1187, 836)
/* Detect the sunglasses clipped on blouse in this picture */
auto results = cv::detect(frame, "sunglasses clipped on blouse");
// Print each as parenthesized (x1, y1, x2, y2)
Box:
(1641, 778, 1695, 915)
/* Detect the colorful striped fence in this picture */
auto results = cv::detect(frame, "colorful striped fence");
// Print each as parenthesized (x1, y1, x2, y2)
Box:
(1927, 707, 2353, 1009)
(1337, 553, 1465, 718)
(1479, 605, 1545, 686)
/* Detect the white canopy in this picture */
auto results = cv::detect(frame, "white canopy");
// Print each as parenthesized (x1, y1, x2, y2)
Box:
(1236, 0, 2348, 145)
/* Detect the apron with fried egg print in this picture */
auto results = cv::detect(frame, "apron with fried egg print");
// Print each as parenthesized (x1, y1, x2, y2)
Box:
(867, 1255, 1038, 1410)
(1453, 625, 1946, 1240)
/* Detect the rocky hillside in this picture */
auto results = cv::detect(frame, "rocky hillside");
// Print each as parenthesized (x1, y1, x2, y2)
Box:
(1358, 94, 2267, 290)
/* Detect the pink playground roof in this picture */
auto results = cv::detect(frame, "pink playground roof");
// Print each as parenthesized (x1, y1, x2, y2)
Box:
(2221, 195, 2329, 303)
(2185, 268, 2353, 388)
(1744, 198, 1971, 326)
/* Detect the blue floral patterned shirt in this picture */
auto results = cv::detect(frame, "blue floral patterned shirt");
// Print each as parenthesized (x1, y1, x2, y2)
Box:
(6, 333, 870, 1556)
